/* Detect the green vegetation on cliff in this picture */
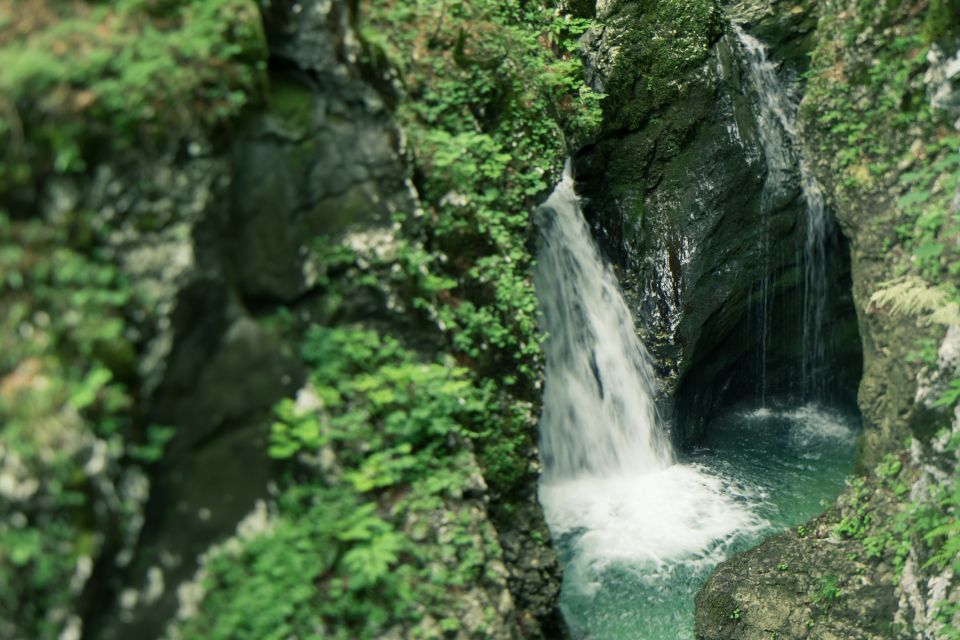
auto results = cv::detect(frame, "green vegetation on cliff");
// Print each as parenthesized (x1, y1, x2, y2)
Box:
(0, 2, 266, 637)
(1, 0, 603, 635)
(0, 0, 265, 190)
(171, 1, 602, 638)
(803, 0, 959, 288)
(602, 0, 724, 131)
(0, 207, 146, 637)
(179, 327, 513, 639)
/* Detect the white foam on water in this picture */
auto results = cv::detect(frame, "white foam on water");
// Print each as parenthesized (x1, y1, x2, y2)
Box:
(782, 404, 859, 448)
(541, 464, 769, 597)
(744, 406, 774, 420)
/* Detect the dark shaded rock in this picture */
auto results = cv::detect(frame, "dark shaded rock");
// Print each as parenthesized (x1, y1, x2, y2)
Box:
(226, 68, 406, 303)
(562, 0, 597, 19)
(577, 4, 860, 442)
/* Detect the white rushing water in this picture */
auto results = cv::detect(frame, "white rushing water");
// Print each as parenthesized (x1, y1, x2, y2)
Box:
(734, 26, 833, 399)
(533, 164, 673, 479)
(534, 165, 767, 605)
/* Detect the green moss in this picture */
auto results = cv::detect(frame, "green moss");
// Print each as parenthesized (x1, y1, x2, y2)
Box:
(266, 73, 315, 136)
(602, 0, 724, 131)
(812, 575, 842, 607)
(924, 0, 960, 43)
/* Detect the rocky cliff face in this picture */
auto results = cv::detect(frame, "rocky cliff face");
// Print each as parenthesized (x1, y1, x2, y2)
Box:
(693, 0, 960, 637)
(565, 0, 959, 637)
(86, 3, 426, 636)
(575, 0, 861, 443)
(1, 1, 594, 637)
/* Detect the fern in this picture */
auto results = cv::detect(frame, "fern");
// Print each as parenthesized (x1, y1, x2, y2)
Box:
(935, 379, 960, 408)
(341, 532, 404, 590)
(869, 276, 960, 325)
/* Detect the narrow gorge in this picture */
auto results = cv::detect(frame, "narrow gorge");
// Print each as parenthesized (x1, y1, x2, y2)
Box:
(1, 1, 959, 639)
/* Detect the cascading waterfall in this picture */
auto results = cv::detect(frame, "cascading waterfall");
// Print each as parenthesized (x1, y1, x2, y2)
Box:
(534, 164, 768, 638)
(734, 25, 833, 399)
(533, 28, 857, 640)
(534, 164, 673, 479)
(800, 174, 830, 398)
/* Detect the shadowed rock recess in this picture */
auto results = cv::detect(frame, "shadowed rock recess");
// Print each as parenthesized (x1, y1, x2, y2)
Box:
(576, 0, 862, 444)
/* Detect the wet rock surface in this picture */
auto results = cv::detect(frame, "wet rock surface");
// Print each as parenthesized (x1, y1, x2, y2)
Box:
(693, 0, 960, 637)
(695, 510, 899, 640)
(576, 0, 859, 442)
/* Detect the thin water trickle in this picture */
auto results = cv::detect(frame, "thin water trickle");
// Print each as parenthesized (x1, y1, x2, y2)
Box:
(734, 25, 834, 400)
(736, 27, 797, 405)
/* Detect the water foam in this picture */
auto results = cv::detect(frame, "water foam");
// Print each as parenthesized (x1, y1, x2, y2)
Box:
(782, 404, 859, 448)
(541, 466, 768, 596)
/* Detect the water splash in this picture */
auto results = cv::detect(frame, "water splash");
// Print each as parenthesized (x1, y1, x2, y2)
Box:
(540, 465, 768, 596)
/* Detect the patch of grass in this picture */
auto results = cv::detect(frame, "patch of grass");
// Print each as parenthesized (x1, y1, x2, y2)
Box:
(813, 575, 842, 606)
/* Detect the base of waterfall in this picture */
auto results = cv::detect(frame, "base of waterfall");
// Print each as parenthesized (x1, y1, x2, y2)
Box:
(542, 401, 859, 640)
(541, 465, 767, 593)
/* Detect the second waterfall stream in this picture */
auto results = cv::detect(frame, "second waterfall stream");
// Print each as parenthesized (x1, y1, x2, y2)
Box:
(533, 164, 767, 638)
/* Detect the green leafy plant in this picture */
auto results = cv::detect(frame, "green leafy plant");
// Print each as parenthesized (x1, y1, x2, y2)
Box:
(813, 575, 842, 606)
(934, 379, 960, 408)
(179, 326, 520, 638)
(0, 0, 266, 190)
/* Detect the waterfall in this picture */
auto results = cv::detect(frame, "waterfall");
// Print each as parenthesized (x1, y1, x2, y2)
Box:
(534, 165, 766, 627)
(734, 25, 832, 399)
(533, 163, 673, 480)
(735, 25, 795, 403)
